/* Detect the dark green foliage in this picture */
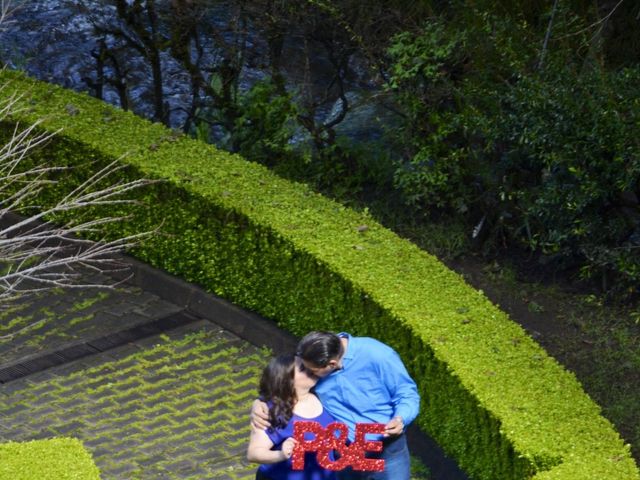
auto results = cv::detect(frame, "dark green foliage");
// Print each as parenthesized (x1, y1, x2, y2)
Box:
(384, 6, 640, 298)
(476, 66, 640, 291)
(12, 0, 634, 299)
(194, 78, 299, 166)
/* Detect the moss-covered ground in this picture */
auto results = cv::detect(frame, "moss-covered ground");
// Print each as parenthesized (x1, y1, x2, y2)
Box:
(0, 267, 181, 366)
(0, 321, 265, 479)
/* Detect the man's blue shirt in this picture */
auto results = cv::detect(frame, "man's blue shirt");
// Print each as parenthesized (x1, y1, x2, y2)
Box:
(313, 333, 420, 441)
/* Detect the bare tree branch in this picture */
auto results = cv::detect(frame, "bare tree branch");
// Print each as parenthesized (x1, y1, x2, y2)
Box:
(555, 0, 626, 40)
(538, 0, 559, 71)
(1, 12, 160, 324)
(0, 0, 17, 32)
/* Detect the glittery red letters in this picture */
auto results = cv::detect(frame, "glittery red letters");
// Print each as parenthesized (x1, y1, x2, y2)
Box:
(291, 421, 385, 472)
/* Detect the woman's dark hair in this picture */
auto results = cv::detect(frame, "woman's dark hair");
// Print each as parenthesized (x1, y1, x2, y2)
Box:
(296, 331, 343, 367)
(259, 354, 296, 430)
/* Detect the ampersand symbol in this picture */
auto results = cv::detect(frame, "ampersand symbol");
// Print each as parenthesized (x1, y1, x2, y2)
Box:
(316, 422, 351, 471)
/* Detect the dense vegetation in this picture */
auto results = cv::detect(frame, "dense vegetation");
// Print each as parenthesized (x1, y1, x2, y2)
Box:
(0, 438, 100, 479)
(25, 0, 637, 301)
(378, 1, 640, 299)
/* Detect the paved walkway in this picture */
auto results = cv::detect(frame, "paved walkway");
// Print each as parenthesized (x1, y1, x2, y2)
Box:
(0, 255, 296, 479)
(1, 321, 263, 479)
(0, 255, 466, 480)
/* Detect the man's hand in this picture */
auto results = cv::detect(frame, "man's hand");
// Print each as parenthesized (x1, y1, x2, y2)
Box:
(384, 416, 404, 437)
(250, 399, 271, 430)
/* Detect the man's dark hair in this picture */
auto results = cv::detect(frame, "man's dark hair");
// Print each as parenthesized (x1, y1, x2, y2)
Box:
(296, 331, 343, 367)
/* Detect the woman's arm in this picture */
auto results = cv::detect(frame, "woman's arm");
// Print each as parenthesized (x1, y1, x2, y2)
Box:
(247, 427, 293, 464)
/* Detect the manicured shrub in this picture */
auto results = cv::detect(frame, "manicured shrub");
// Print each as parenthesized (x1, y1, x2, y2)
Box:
(0, 438, 101, 480)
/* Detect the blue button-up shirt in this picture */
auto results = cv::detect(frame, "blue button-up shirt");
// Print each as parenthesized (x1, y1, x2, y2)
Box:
(313, 333, 420, 441)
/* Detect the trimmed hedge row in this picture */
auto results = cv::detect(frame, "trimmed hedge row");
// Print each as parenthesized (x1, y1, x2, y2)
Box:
(1, 69, 638, 480)
(0, 438, 100, 480)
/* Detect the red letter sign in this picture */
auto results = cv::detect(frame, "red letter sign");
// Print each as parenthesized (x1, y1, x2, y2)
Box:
(291, 421, 385, 472)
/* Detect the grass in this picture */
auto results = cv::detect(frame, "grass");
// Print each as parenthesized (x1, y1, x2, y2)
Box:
(0, 326, 265, 479)
(69, 292, 110, 312)
(411, 455, 432, 479)
(453, 256, 640, 463)
(549, 298, 640, 457)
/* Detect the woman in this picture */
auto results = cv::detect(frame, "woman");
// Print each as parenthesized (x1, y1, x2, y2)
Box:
(247, 354, 337, 480)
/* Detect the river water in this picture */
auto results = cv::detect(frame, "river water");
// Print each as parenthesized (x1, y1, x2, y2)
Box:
(1, 0, 240, 127)
(0, 0, 392, 143)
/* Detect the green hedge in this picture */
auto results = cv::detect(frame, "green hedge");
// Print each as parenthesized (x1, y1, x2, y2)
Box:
(1, 69, 638, 480)
(0, 438, 100, 480)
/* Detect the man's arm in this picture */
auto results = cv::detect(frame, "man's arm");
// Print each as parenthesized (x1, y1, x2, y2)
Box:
(250, 398, 272, 431)
(381, 348, 420, 436)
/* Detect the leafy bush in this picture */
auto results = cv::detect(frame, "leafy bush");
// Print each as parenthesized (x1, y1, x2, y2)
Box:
(476, 66, 640, 294)
(0, 438, 101, 480)
(385, 15, 640, 298)
(194, 78, 299, 167)
(386, 21, 470, 213)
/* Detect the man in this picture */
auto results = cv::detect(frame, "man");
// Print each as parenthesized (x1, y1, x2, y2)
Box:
(251, 331, 420, 480)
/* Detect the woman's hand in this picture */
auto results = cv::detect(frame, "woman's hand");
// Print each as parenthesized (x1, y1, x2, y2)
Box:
(250, 399, 271, 430)
(281, 437, 298, 459)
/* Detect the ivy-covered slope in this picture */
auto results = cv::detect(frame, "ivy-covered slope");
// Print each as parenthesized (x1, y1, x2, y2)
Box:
(0, 70, 637, 480)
